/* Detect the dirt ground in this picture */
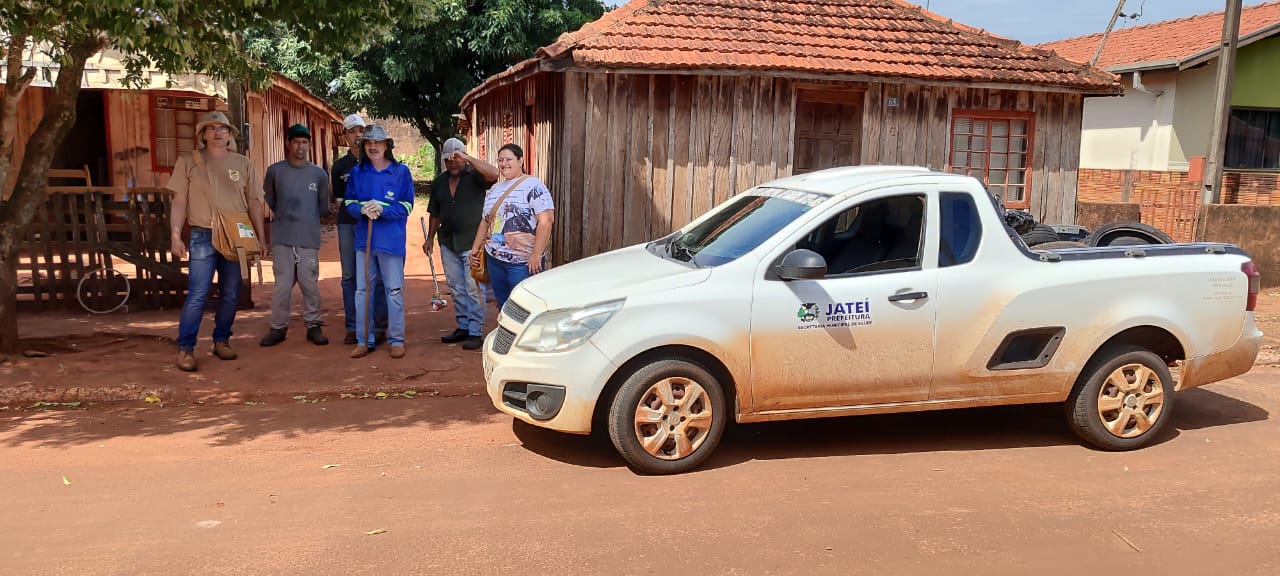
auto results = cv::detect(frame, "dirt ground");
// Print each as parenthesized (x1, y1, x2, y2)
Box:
(5, 219, 1280, 406)
(1, 204, 493, 405)
(1, 369, 1278, 575)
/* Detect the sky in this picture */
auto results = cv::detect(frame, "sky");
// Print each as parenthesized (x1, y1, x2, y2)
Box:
(906, 0, 1270, 44)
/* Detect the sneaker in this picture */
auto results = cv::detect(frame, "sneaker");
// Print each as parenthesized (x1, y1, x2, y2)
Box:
(462, 335, 483, 351)
(350, 345, 370, 359)
(176, 349, 197, 372)
(212, 341, 237, 360)
(259, 328, 287, 347)
(441, 328, 469, 344)
(389, 345, 405, 359)
(344, 330, 357, 345)
(306, 326, 329, 346)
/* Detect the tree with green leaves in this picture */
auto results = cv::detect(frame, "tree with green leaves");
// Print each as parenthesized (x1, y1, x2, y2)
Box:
(0, 0, 431, 357)
(248, 0, 607, 157)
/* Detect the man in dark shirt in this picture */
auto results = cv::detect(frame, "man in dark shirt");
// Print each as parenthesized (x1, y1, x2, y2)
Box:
(331, 113, 387, 345)
(423, 137, 498, 350)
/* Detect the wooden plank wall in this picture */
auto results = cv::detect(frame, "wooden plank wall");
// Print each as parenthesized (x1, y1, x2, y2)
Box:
(2, 85, 49, 197)
(104, 91, 162, 187)
(469, 72, 1088, 263)
(548, 71, 796, 262)
(863, 83, 1082, 224)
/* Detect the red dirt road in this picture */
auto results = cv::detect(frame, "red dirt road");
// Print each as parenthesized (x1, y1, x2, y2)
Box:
(3, 369, 1279, 575)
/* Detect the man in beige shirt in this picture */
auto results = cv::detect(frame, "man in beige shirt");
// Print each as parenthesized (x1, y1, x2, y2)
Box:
(167, 111, 267, 372)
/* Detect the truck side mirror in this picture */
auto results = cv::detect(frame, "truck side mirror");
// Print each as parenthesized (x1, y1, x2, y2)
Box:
(777, 249, 827, 280)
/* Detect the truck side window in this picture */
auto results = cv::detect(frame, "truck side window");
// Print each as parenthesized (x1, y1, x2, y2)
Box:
(801, 194, 925, 276)
(939, 192, 982, 267)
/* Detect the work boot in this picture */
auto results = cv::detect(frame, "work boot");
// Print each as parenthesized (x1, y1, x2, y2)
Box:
(350, 345, 370, 359)
(176, 349, 197, 372)
(462, 335, 483, 351)
(389, 345, 405, 359)
(212, 341, 237, 360)
(441, 328, 468, 344)
(259, 328, 287, 347)
(307, 326, 329, 346)
(344, 330, 357, 345)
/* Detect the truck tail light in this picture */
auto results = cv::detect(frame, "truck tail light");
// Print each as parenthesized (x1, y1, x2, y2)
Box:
(1242, 261, 1261, 312)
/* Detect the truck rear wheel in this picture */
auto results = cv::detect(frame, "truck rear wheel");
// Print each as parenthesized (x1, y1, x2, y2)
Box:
(1066, 346, 1174, 450)
(607, 358, 727, 474)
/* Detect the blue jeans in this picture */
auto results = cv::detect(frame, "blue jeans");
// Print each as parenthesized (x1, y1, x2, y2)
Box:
(338, 222, 387, 333)
(439, 245, 485, 336)
(486, 252, 534, 312)
(355, 250, 405, 347)
(177, 227, 242, 351)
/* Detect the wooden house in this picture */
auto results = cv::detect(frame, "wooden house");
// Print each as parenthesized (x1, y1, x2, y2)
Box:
(460, 0, 1122, 264)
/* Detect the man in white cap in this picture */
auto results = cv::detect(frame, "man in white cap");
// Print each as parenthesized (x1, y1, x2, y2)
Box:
(330, 113, 387, 345)
(423, 137, 497, 350)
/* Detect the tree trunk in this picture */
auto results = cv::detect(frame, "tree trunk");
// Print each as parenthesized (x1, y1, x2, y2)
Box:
(0, 32, 36, 199)
(0, 37, 104, 356)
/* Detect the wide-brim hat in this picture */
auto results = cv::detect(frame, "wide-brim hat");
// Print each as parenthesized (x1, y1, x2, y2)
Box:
(195, 111, 239, 137)
(360, 124, 394, 148)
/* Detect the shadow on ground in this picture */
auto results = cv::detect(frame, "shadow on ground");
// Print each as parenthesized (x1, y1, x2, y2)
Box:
(0, 395, 502, 449)
(512, 386, 1270, 473)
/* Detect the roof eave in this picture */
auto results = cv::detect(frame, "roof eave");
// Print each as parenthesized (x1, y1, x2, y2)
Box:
(1179, 21, 1280, 70)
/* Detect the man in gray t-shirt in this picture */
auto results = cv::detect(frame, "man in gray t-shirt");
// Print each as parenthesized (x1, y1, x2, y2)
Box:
(261, 124, 331, 347)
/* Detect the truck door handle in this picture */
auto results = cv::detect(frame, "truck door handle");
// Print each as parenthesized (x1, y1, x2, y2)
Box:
(888, 291, 929, 302)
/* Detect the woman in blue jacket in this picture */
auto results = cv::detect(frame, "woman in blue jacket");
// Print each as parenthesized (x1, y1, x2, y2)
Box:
(344, 125, 414, 359)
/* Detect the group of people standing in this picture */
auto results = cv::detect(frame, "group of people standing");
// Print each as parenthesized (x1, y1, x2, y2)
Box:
(166, 110, 555, 372)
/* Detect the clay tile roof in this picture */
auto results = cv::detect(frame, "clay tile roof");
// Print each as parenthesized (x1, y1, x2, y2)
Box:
(464, 0, 1119, 107)
(1036, 1, 1280, 72)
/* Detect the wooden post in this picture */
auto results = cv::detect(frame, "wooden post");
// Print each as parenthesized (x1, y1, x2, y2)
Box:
(1203, 0, 1243, 205)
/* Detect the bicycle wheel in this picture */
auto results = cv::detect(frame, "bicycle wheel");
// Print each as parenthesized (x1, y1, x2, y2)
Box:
(77, 266, 131, 314)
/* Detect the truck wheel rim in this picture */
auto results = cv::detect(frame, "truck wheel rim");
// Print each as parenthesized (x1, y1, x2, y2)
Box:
(634, 377, 714, 460)
(1097, 363, 1165, 438)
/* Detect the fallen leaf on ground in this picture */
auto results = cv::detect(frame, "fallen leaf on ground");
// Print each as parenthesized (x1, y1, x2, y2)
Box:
(340, 393, 356, 398)
(62, 476, 71, 486)
(365, 529, 387, 535)
(375, 392, 388, 399)
(402, 390, 417, 397)
(144, 395, 161, 403)
(244, 401, 264, 406)
(292, 395, 308, 400)
(322, 464, 341, 469)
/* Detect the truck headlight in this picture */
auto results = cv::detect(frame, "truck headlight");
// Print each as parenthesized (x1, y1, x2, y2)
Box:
(515, 299, 624, 353)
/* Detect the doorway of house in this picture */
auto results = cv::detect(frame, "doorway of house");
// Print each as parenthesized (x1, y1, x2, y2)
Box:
(793, 88, 864, 174)
(51, 90, 110, 186)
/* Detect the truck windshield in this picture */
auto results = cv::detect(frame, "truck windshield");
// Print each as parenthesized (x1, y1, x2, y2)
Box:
(660, 189, 819, 267)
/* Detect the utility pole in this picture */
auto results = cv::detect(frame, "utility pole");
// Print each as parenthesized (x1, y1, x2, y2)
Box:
(1203, 0, 1243, 205)
(1090, 0, 1128, 67)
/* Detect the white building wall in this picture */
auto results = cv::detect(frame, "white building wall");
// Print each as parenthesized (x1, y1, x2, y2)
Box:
(1078, 70, 1179, 171)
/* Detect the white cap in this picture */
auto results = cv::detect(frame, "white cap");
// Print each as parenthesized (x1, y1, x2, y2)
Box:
(442, 138, 466, 157)
(342, 114, 366, 131)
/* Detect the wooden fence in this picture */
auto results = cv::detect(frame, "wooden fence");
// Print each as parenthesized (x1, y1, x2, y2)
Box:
(16, 186, 188, 312)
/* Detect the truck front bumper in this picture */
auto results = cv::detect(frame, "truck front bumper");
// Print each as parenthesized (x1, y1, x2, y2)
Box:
(482, 329, 617, 435)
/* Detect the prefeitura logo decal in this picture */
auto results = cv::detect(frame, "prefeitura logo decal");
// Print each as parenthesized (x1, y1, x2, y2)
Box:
(797, 299, 874, 330)
(797, 303, 819, 323)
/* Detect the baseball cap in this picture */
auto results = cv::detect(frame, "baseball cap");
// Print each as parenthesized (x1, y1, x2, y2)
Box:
(342, 114, 366, 131)
(287, 123, 311, 141)
(442, 138, 466, 157)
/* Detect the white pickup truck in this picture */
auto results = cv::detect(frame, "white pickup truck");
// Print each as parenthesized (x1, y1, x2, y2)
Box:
(482, 166, 1263, 474)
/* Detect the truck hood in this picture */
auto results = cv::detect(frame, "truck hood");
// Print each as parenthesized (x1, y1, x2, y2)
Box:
(517, 245, 711, 310)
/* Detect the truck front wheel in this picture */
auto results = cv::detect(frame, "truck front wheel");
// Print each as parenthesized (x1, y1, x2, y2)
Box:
(1066, 346, 1175, 450)
(607, 358, 727, 474)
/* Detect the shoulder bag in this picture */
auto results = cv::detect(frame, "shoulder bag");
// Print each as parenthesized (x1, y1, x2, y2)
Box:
(471, 175, 529, 284)
(192, 150, 261, 280)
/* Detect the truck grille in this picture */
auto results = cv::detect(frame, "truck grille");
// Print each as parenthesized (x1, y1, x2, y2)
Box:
(503, 300, 530, 324)
(493, 325, 516, 355)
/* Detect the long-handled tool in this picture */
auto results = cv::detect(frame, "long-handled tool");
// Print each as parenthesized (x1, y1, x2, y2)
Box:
(363, 217, 374, 345)
(420, 216, 448, 312)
